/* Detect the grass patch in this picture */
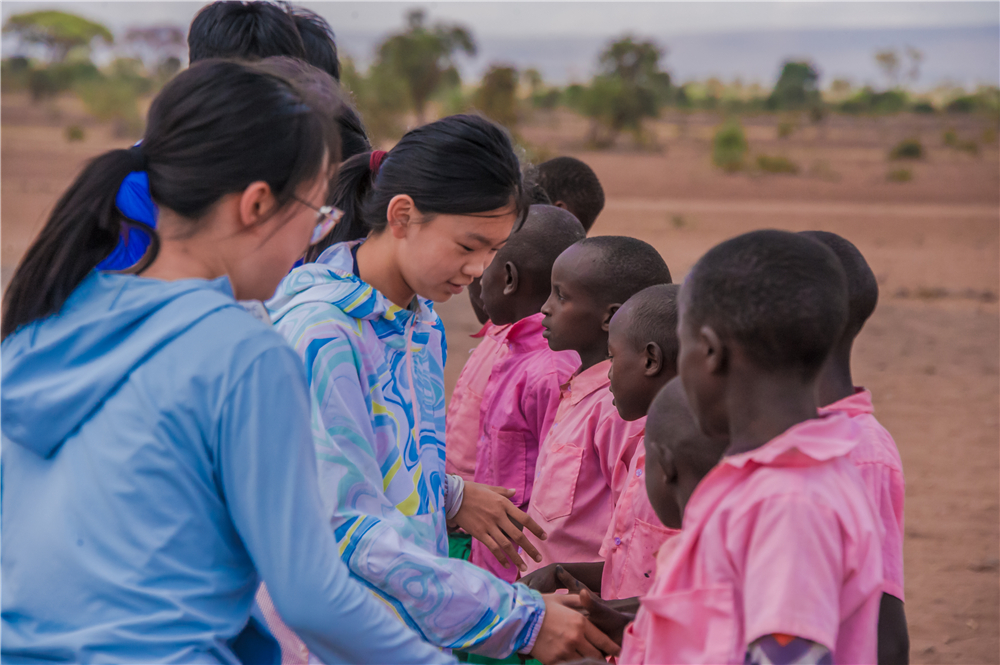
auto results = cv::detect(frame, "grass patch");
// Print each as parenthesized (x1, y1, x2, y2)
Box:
(756, 154, 800, 174)
(943, 129, 980, 155)
(887, 168, 913, 183)
(889, 138, 924, 160)
(712, 117, 748, 172)
(64, 124, 85, 142)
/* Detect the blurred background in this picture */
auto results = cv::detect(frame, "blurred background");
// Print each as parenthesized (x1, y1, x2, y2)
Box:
(1, 2, 998, 663)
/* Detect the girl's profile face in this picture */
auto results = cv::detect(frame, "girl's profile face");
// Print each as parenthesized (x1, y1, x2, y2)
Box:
(397, 207, 516, 303)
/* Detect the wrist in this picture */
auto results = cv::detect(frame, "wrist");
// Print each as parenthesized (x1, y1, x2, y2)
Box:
(444, 473, 466, 520)
(516, 588, 546, 655)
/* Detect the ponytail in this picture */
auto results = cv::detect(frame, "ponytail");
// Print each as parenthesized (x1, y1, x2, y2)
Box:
(2, 149, 158, 339)
(305, 114, 530, 264)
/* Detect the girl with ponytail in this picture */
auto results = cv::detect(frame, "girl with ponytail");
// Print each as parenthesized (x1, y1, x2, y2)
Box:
(0, 60, 446, 665)
(266, 114, 620, 662)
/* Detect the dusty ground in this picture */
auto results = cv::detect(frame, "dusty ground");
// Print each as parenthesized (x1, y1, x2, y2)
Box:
(3, 93, 998, 663)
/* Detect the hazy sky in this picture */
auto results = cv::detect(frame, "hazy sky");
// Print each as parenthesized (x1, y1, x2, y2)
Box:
(3, 1, 998, 85)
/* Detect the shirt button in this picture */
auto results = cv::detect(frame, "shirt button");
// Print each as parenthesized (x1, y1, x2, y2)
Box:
(636, 469, 643, 477)
(614, 537, 622, 546)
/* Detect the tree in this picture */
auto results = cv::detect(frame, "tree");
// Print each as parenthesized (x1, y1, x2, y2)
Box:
(581, 35, 671, 147)
(3, 10, 112, 63)
(905, 46, 923, 85)
(875, 49, 901, 88)
(474, 65, 519, 129)
(766, 61, 820, 110)
(340, 56, 409, 142)
(124, 25, 185, 74)
(376, 9, 476, 123)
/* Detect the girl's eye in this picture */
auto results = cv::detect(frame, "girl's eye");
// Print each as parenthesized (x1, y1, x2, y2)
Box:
(458, 244, 474, 253)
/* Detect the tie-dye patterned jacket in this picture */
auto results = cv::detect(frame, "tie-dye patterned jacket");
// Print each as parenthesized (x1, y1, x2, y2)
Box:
(266, 241, 545, 658)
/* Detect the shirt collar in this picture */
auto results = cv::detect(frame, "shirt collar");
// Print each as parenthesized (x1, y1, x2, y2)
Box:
(471, 321, 511, 340)
(504, 313, 550, 353)
(817, 387, 873, 418)
(562, 359, 610, 406)
(722, 412, 860, 469)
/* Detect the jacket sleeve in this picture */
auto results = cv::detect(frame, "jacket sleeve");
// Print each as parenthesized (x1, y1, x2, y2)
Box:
(216, 344, 453, 665)
(307, 331, 546, 658)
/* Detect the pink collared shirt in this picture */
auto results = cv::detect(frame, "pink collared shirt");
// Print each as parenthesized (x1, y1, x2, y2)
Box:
(523, 360, 645, 573)
(470, 313, 580, 581)
(599, 441, 680, 600)
(445, 322, 512, 481)
(620, 414, 883, 665)
(820, 388, 905, 601)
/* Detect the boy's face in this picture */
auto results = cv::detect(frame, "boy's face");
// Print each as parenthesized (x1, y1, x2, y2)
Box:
(478, 252, 515, 326)
(540, 245, 609, 354)
(608, 309, 653, 421)
(643, 435, 683, 530)
(677, 280, 729, 438)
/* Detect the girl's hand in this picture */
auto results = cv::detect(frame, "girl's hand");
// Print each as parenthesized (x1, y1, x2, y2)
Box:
(519, 563, 561, 593)
(528, 594, 620, 664)
(449, 481, 546, 572)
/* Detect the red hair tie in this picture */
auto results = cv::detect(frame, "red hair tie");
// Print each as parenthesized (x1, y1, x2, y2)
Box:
(369, 150, 387, 175)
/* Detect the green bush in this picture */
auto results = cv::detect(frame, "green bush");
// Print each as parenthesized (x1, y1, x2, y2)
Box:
(777, 118, 796, 139)
(712, 118, 748, 172)
(756, 154, 800, 174)
(889, 138, 924, 160)
(911, 100, 935, 114)
(64, 124, 85, 141)
(887, 168, 913, 182)
(943, 129, 979, 155)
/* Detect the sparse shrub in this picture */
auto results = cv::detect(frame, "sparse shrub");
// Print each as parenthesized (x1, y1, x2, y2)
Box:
(712, 117, 748, 172)
(64, 124, 85, 141)
(777, 118, 796, 139)
(756, 154, 799, 174)
(943, 129, 979, 155)
(946, 96, 976, 113)
(887, 168, 913, 182)
(889, 138, 924, 160)
(912, 100, 935, 114)
(670, 214, 686, 229)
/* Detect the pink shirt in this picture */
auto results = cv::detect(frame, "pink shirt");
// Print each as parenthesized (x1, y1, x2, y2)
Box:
(470, 313, 580, 581)
(820, 388, 905, 601)
(445, 322, 512, 481)
(620, 414, 883, 665)
(599, 441, 680, 600)
(523, 360, 645, 573)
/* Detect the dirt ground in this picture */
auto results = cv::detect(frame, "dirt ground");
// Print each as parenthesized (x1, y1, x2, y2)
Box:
(3, 93, 998, 663)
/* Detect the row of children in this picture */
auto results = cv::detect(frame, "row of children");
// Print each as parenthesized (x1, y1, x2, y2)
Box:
(0, 1, 908, 664)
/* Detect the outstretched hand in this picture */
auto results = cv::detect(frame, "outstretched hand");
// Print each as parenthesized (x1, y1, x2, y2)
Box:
(528, 594, 620, 664)
(555, 567, 634, 646)
(449, 481, 546, 572)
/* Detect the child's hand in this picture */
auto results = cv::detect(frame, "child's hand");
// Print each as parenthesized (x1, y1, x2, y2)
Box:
(529, 594, 620, 664)
(519, 563, 561, 593)
(450, 481, 547, 572)
(576, 587, 633, 647)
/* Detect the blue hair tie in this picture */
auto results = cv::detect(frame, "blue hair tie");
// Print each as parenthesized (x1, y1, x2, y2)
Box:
(97, 170, 158, 271)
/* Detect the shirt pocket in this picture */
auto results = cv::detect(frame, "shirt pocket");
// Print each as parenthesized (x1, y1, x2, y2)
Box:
(492, 429, 527, 507)
(619, 517, 676, 598)
(642, 585, 741, 664)
(532, 443, 584, 522)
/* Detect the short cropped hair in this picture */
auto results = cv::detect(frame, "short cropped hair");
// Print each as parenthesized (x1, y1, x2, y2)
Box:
(576, 236, 672, 305)
(523, 166, 553, 205)
(189, 1, 306, 63)
(622, 284, 680, 371)
(285, 4, 340, 80)
(799, 231, 878, 339)
(684, 229, 848, 377)
(499, 205, 585, 297)
(537, 157, 605, 231)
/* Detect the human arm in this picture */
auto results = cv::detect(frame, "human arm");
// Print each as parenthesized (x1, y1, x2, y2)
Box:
(217, 345, 451, 665)
(521, 562, 605, 595)
(449, 479, 547, 572)
(878, 593, 909, 665)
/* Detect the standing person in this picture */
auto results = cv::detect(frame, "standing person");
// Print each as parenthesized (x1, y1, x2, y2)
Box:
(266, 115, 620, 664)
(1, 60, 448, 665)
(535, 157, 605, 232)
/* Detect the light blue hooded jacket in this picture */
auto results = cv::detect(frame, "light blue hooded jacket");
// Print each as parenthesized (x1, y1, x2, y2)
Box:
(266, 241, 545, 658)
(0, 272, 450, 665)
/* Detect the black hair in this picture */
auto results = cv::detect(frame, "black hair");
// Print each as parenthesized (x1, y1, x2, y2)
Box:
(798, 231, 878, 340)
(497, 204, 585, 298)
(337, 105, 372, 162)
(523, 166, 553, 205)
(284, 4, 340, 80)
(536, 156, 605, 231)
(307, 113, 529, 261)
(647, 378, 727, 480)
(620, 284, 680, 371)
(685, 229, 849, 378)
(2, 59, 336, 339)
(188, 1, 305, 63)
(574, 236, 672, 305)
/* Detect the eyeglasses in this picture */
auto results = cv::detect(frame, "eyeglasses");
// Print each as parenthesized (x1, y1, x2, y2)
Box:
(293, 196, 344, 245)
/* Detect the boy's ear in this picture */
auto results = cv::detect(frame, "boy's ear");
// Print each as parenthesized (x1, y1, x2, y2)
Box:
(386, 194, 416, 239)
(644, 341, 663, 377)
(601, 304, 621, 332)
(700, 324, 727, 376)
(502, 261, 519, 296)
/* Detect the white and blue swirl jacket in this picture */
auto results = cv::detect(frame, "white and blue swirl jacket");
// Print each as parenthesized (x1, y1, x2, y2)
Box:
(266, 241, 545, 657)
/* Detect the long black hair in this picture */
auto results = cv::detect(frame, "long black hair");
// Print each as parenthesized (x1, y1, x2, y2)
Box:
(2, 59, 337, 339)
(306, 113, 528, 262)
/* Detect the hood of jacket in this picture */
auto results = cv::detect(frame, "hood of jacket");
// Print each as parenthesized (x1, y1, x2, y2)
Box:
(1, 272, 239, 458)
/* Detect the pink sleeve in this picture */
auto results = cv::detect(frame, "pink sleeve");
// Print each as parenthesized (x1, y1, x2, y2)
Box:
(593, 408, 643, 506)
(853, 462, 905, 600)
(737, 496, 844, 652)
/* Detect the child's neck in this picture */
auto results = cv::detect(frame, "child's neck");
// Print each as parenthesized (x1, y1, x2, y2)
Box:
(575, 336, 609, 374)
(815, 343, 856, 408)
(509, 293, 548, 325)
(356, 235, 415, 308)
(724, 370, 820, 457)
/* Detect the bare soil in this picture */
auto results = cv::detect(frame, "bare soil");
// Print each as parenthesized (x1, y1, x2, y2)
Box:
(3, 93, 998, 664)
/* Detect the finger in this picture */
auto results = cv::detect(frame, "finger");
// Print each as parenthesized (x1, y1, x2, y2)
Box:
(556, 565, 586, 594)
(506, 504, 547, 541)
(498, 516, 542, 563)
(548, 592, 584, 610)
(573, 627, 605, 661)
(480, 533, 511, 568)
(584, 618, 621, 657)
(486, 484, 516, 498)
(492, 527, 527, 571)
